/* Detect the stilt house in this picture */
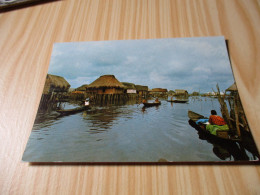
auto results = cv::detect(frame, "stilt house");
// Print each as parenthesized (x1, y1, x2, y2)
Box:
(43, 74, 70, 94)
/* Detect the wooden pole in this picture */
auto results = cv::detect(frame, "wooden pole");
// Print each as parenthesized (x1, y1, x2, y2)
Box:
(216, 84, 234, 130)
(234, 94, 241, 137)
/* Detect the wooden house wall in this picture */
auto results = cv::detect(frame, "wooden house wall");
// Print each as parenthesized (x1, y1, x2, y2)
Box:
(86, 88, 124, 94)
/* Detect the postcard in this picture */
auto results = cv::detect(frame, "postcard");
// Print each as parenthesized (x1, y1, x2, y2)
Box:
(22, 37, 259, 163)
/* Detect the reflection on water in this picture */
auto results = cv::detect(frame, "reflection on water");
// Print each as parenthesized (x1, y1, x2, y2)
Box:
(23, 97, 259, 162)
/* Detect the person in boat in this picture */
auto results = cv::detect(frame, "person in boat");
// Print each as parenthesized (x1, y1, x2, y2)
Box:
(85, 98, 90, 106)
(206, 110, 229, 136)
(208, 110, 226, 126)
(154, 98, 159, 103)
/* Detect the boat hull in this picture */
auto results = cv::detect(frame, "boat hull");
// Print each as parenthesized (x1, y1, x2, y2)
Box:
(188, 110, 240, 143)
(57, 106, 90, 116)
(143, 102, 161, 107)
(167, 100, 188, 103)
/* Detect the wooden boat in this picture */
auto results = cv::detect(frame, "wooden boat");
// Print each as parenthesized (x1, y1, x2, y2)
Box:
(56, 106, 90, 116)
(143, 101, 161, 107)
(167, 99, 188, 103)
(188, 110, 241, 143)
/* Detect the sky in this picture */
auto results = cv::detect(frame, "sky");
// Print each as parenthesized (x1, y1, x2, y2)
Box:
(48, 36, 234, 93)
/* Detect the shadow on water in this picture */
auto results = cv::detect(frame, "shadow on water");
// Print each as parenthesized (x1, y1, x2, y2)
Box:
(188, 119, 259, 161)
(80, 100, 139, 134)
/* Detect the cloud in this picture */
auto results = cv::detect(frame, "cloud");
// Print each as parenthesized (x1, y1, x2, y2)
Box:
(48, 37, 234, 92)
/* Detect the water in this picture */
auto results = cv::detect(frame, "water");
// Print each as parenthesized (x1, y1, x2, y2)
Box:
(23, 97, 258, 162)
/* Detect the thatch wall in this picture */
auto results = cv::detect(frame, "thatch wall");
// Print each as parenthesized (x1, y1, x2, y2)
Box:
(43, 74, 70, 94)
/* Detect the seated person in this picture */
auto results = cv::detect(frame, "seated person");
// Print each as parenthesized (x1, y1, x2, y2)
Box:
(206, 110, 229, 135)
(209, 110, 226, 126)
(154, 98, 159, 103)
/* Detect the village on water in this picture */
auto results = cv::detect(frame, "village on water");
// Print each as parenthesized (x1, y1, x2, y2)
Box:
(32, 73, 259, 162)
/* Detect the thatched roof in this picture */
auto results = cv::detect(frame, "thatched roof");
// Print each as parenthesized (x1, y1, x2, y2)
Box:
(135, 85, 148, 91)
(43, 74, 70, 94)
(122, 82, 136, 89)
(76, 84, 88, 91)
(226, 83, 237, 91)
(151, 88, 168, 92)
(87, 75, 124, 89)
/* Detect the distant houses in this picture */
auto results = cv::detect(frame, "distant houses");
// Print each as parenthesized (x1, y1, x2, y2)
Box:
(168, 90, 176, 96)
(191, 91, 199, 96)
(41, 73, 202, 106)
(149, 88, 168, 97)
(175, 89, 188, 97)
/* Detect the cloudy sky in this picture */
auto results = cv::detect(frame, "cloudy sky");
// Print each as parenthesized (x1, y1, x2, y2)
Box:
(48, 36, 234, 93)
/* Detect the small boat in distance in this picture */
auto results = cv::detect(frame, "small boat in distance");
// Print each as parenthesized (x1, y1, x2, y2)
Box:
(188, 110, 241, 143)
(56, 106, 90, 116)
(167, 99, 188, 103)
(143, 101, 161, 107)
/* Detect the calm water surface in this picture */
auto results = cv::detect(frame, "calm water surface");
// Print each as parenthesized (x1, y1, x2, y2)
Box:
(23, 97, 258, 162)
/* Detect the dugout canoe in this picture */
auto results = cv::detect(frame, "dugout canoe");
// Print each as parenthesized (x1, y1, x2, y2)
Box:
(167, 99, 188, 103)
(188, 110, 241, 143)
(56, 106, 90, 116)
(143, 101, 161, 107)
